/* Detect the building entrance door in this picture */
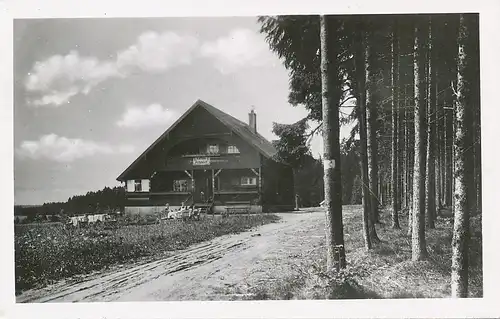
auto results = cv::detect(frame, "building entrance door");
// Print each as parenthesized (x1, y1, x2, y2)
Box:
(194, 170, 212, 203)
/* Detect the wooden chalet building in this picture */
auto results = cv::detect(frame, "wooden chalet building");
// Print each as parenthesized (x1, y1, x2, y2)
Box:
(116, 99, 294, 215)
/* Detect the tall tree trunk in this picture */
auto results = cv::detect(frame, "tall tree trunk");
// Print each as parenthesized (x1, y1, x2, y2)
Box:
(320, 15, 346, 271)
(435, 67, 442, 217)
(438, 107, 446, 207)
(426, 17, 436, 229)
(451, 13, 474, 298)
(391, 18, 401, 229)
(378, 170, 382, 206)
(403, 86, 408, 211)
(474, 60, 481, 214)
(468, 16, 480, 217)
(398, 90, 405, 211)
(444, 93, 451, 207)
(440, 85, 446, 208)
(408, 103, 416, 236)
(441, 91, 448, 208)
(406, 85, 413, 236)
(399, 99, 405, 211)
(473, 16, 481, 212)
(355, 24, 372, 250)
(365, 27, 381, 241)
(293, 168, 299, 210)
(452, 92, 456, 214)
(412, 18, 428, 261)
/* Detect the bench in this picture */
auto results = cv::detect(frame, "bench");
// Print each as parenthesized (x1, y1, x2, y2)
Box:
(224, 203, 251, 217)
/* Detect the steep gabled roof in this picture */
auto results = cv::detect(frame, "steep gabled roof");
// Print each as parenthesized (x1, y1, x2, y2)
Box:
(116, 99, 277, 181)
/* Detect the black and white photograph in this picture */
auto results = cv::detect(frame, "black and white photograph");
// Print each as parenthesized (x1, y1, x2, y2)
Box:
(2, 1, 500, 318)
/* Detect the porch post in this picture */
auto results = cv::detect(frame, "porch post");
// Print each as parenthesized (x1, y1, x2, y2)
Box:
(258, 168, 262, 192)
(191, 170, 195, 200)
(212, 169, 215, 199)
(258, 167, 262, 213)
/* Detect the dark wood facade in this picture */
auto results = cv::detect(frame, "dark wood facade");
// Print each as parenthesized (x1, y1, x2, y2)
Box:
(116, 100, 294, 214)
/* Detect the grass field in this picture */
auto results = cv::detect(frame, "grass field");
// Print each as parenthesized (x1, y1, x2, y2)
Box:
(247, 206, 483, 299)
(15, 214, 280, 294)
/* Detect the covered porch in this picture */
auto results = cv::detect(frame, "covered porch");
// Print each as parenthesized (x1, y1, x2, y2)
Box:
(148, 167, 262, 207)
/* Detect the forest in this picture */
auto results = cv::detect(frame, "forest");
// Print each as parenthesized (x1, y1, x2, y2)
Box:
(14, 186, 126, 218)
(259, 13, 480, 298)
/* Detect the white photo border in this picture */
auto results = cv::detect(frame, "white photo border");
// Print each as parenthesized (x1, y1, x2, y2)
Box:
(1, 0, 499, 318)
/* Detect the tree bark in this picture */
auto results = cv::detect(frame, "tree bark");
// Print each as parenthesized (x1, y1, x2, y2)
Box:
(435, 67, 442, 217)
(474, 67, 481, 214)
(355, 24, 372, 250)
(408, 92, 415, 236)
(451, 13, 474, 298)
(365, 26, 381, 241)
(391, 18, 401, 229)
(320, 15, 346, 271)
(412, 18, 428, 260)
(473, 18, 481, 213)
(402, 86, 408, 211)
(443, 91, 451, 207)
(452, 91, 456, 214)
(426, 17, 436, 229)
(442, 126, 447, 209)
(469, 16, 480, 217)
(378, 170, 382, 206)
(405, 84, 413, 236)
(399, 97, 405, 211)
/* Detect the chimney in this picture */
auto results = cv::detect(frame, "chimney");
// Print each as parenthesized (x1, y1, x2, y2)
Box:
(248, 108, 257, 133)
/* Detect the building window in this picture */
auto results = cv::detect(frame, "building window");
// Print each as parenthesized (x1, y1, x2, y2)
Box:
(134, 180, 142, 192)
(126, 180, 135, 192)
(241, 176, 257, 186)
(141, 179, 150, 192)
(173, 179, 189, 192)
(227, 145, 240, 154)
(207, 144, 219, 154)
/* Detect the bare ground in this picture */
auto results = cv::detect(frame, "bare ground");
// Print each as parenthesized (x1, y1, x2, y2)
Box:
(17, 210, 328, 302)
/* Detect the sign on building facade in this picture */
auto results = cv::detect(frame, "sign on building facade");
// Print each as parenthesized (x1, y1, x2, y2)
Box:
(192, 157, 211, 166)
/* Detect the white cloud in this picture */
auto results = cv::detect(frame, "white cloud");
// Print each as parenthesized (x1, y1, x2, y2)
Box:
(25, 51, 120, 107)
(116, 103, 176, 129)
(25, 32, 198, 107)
(200, 28, 273, 74)
(117, 31, 199, 73)
(16, 134, 134, 163)
(24, 28, 271, 106)
(29, 87, 80, 107)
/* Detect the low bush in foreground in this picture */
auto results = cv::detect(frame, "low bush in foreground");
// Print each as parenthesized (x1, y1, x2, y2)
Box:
(15, 214, 280, 294)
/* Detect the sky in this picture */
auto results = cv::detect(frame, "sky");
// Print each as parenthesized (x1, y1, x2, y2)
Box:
(14, 17, 353, 205)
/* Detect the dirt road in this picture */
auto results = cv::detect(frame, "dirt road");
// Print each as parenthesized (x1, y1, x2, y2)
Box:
(17, 210, 326, 302)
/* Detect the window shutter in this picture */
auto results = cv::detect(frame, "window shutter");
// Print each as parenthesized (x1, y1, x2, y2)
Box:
(126, 180, 135, 192)
(141, 179, 150, 192)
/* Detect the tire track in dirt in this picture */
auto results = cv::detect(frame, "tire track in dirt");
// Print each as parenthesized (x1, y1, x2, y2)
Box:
(17, 211, 326, 302)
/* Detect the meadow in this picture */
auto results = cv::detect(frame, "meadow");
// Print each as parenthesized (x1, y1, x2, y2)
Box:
(15, 214, 280, 294)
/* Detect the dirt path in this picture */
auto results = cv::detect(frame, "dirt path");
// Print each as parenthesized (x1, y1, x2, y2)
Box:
(17, 210, 327, 302)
